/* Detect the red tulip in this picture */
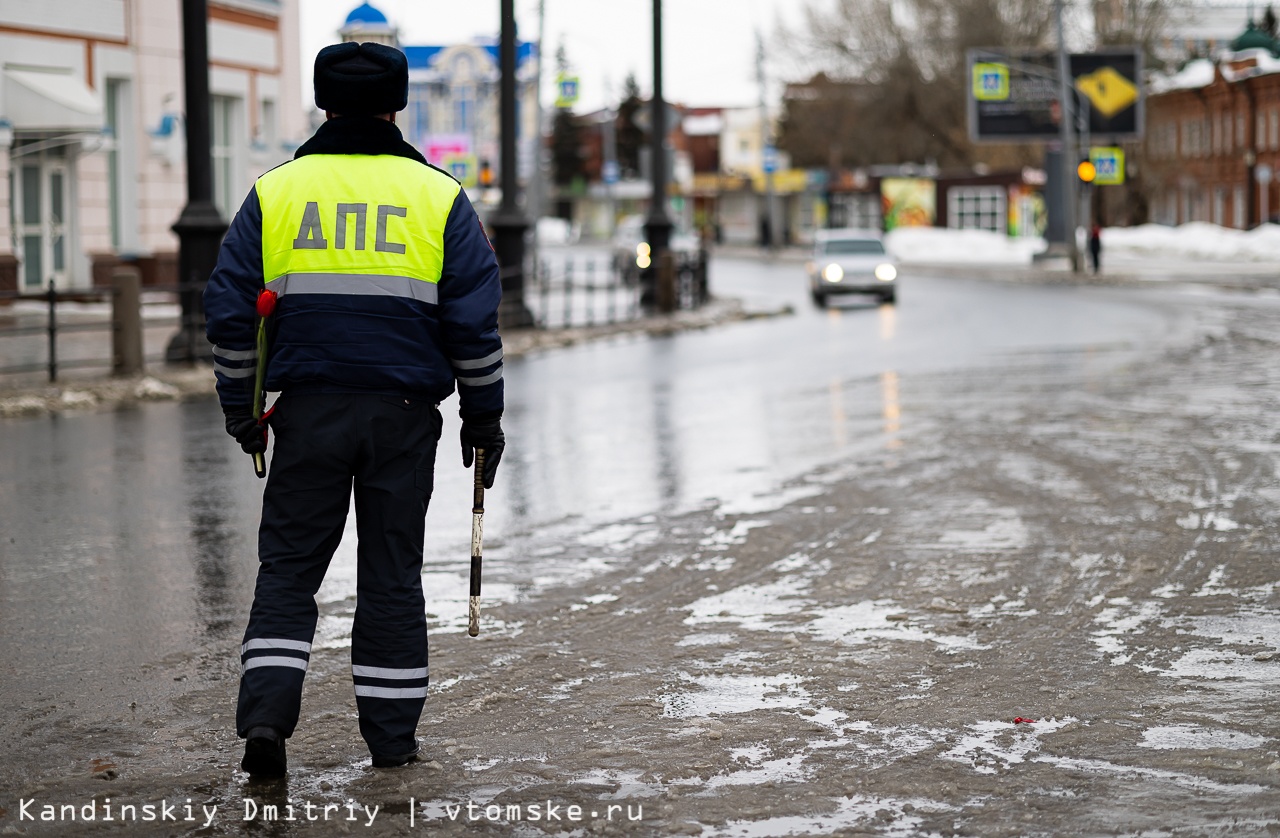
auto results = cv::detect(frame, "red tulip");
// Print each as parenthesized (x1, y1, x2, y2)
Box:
(256, 289, 278, 317)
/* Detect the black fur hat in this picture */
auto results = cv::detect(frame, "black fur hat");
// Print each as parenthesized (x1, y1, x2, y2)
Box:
(314, 42, 408, 116)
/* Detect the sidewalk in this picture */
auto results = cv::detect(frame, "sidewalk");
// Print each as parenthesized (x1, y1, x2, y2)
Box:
(708, 232, 1280, 292)
(902, 251, 1280, 292)
(0, 295, 786, 418)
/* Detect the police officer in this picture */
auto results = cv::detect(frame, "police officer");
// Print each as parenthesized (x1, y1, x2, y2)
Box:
(204, 42, 505, 778)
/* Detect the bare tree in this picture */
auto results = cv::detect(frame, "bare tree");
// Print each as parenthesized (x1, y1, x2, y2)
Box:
(777, 0, 1182, 169)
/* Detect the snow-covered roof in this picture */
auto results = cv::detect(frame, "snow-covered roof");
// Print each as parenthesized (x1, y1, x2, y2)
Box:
(683, 113, 723, 136)
(1221, 47, 1280, 81)
(1149, 58, 1216, 94)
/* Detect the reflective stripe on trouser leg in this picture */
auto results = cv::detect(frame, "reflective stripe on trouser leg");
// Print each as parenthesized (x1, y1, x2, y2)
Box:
(236, 393, 354, 739)
(350, 396, 441, 757)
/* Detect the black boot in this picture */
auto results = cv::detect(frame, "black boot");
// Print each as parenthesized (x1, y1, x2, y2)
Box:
(241, 726, 287, 778)
(371, 740, 420, 768)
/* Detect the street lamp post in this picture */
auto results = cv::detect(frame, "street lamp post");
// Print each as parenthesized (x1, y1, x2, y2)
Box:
(644, 0, 674, 280)
(490, 0, 535, 328)
(1053, 0, 1081, 272)
(166, 0, 226, 362)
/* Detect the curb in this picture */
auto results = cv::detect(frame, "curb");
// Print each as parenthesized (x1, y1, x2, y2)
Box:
(0, 297, 789, 420)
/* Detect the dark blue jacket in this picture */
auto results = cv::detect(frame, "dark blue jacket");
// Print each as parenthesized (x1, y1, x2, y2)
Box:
(203, 117, 503, 418)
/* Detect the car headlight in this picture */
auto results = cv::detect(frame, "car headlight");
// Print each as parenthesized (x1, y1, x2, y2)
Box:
(875, 263, 897, 282)
(636, 242, 652, 269)
(822, 263, 844, 283)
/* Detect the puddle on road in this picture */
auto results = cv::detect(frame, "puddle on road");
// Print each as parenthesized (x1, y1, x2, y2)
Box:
(683, 569, 984, 651)
(1092, 597, 1165, 665)
(661, 673, 809, 718)
(698, 755, 808, 791)
(1138, 724, 1267, 751)
(698, 794, 947, 838)
(940, 717, 1076, 775)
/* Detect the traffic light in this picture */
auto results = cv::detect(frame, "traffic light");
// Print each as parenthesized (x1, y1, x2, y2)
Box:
(1077, 157, 1097, 183)
(479, 159, 493, 188)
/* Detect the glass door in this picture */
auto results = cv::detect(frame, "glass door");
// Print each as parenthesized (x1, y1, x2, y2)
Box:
(12, 145, 70, 291)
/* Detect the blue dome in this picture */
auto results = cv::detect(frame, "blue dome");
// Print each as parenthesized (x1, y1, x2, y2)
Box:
(345, 3, 389, 25)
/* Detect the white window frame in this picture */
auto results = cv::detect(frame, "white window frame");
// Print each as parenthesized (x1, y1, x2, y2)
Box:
(103, 77, 138, 253)
(947, 186, 1006, 234)
(211, 94, 244, 219)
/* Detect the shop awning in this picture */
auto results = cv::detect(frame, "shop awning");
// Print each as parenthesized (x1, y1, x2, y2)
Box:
(5, 67, 103, 131)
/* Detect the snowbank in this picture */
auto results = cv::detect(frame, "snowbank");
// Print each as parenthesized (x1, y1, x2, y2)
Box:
(885, 227, 1048, 266)
(883, 222, 1280, 268)
(1103, 222, 1280, 263)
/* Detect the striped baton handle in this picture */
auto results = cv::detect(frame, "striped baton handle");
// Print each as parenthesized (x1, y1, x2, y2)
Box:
(467, 449, 485, 637)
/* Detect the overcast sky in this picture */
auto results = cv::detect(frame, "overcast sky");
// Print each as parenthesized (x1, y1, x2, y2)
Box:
(299, 0, 809, 113)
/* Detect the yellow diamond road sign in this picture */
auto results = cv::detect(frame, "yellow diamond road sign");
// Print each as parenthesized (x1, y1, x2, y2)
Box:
(1074, 66, 1139, 119)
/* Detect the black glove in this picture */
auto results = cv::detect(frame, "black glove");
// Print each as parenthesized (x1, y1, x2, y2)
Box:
(224, 408, 267, 455)
(460, 412, 504, 489)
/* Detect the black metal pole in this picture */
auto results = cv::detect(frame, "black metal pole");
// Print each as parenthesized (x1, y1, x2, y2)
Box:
(166, 0, 226, 363)
(47, 280, 57, 383)
(645, 0, 673, 262)
(490, 0, 534, 328)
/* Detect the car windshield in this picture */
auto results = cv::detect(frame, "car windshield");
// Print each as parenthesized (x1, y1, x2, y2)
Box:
(821, 239, 885, 256)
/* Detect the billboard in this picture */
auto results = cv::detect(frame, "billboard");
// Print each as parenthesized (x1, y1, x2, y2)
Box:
(881, 178, 936, 231)
(967, 50, 1060, 141)
(967, 48, 1143, 143)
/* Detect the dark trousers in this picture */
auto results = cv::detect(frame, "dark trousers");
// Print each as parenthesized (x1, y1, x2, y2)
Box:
(236, 392, 442, 758)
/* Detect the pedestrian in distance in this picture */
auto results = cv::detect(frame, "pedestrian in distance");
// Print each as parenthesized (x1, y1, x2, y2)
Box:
(1088, 221, 1102, 274)
(204, 41, 506, 779)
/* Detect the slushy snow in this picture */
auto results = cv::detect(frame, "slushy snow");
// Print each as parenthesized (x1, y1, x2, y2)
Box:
(886, 222, 1280, 267)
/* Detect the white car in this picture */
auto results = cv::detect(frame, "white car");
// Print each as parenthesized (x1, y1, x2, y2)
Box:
(611, 215, 700, 284)
(806, 229, 897, 306)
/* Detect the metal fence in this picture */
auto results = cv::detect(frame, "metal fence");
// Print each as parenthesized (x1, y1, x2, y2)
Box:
(529, 249, 708, 330)
(0, 276, 183, 383)
(0, 251, 710, 384)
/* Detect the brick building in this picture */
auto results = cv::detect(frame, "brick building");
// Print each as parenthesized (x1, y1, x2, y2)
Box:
(1143, 25, 1280, 228)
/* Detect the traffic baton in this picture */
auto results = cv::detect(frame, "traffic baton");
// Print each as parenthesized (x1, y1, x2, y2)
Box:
(467, 449, 485, 637)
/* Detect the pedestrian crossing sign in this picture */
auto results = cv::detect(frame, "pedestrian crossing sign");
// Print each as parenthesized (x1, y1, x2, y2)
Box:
(973, 63, 1009, 101)
(440, 153, 478, 188)
(1088, 147, 1125, 185)
(555, 74, 580, 109)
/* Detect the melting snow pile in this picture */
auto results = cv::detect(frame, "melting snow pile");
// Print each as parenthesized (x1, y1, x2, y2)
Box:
(885, 221, 1280, 268)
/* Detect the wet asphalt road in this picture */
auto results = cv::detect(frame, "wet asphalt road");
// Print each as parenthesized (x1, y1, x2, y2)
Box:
(2, 253, 1278, 835)
(0, 257, 1178, 720)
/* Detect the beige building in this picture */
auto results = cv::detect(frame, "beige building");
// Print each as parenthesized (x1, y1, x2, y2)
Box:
(0, 0, 306, 293)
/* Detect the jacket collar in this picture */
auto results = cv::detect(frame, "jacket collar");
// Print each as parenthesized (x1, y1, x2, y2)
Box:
(294, 116, 428, 165)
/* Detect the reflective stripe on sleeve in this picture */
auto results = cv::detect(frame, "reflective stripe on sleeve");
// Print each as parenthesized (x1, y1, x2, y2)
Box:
(241, 656, 309, 673)
(352, 665, 429, 680)
(215, 362, 255, 378)
(354, 685, 430, 699)
(242, 638, 313, 654)
(450, 349, 503, 370)
(268, 272, 438, 304)
(213, 346, 258, 361)
(457, 369, 503, 387)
